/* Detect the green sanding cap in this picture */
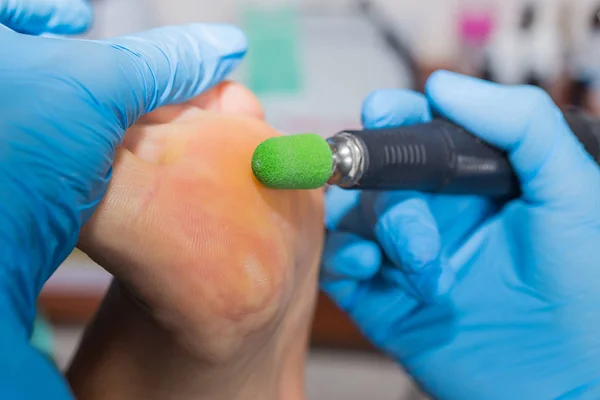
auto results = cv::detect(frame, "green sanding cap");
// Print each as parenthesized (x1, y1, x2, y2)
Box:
(252, 133, 333, 189)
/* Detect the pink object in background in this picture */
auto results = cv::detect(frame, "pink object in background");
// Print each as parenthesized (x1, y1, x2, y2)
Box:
(458, 8, 495, 46)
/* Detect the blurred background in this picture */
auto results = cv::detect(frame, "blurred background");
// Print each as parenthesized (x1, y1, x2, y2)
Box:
(34, 0, 600, 398)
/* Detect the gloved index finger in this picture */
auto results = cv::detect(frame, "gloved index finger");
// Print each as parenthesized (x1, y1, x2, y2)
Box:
(103, 23, 248, 128)
(325, 187, 367, 232)
(0, 0, 92, 35)
(426, 70, 600, 207)
(362, 89, 432, 129)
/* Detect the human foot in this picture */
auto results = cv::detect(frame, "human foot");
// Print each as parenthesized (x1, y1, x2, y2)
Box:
(70, 82, 323, 399)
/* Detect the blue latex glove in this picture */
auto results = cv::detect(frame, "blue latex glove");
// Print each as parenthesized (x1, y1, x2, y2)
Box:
(0, 0, 91, 34)
(0, 22, 246, 398)
(322, 71, 600, 399)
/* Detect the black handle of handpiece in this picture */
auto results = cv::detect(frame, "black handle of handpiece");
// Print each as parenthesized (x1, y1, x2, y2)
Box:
(344, 111, 600, 197)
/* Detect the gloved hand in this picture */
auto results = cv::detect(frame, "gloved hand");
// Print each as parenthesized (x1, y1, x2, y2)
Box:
(0, 22, 246, 398)
(322, 71, 600, 399)
(0, 0, 92, 34)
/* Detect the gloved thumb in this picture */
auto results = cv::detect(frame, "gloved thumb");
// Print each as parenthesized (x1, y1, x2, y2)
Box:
(0, 0, 92, 35)
(95, 23, 247, 129)
(426, 71, 600, 207)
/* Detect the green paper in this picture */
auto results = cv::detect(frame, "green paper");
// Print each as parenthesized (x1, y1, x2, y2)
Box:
(242, 5, 302, 95)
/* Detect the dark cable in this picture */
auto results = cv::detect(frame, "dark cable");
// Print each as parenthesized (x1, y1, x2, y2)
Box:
(356, 0, 420, 91)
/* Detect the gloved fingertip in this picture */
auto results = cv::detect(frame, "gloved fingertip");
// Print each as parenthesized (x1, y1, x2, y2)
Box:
(324, 233, 381, 280)
(324, 186, 361, 230)
(3, 0, 94, 35)
(361, 89, 393, 128)
(425, 70, 493, 113)
(384, 258, 455, 303)
(371, 192, 442, 274)
(424, 70, 452, 101)
(362, 89, 431, 129)
(319, 279, 361, 311)
(193, 23, 248, 58)
(65, 9, 93, 34)
(38, 0, 93, 35)
(425, 69, 464, 85)
(425, 259, 456, 301)
(425, 70, 471, 92)
(417, 261, 456, 303)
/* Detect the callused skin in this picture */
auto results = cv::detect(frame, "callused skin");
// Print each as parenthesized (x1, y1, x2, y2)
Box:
(71, 83, 323, 399)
